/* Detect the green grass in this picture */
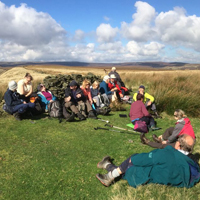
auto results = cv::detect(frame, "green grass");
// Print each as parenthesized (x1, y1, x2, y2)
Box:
(0, 105, 200, 200)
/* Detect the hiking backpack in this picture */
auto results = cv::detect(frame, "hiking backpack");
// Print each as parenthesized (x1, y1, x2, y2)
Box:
(134, 120, 148, 133)
(48, 101, 62, 118)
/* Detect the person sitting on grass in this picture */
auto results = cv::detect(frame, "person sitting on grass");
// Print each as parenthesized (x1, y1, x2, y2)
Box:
(80, 79, 93, 105)
(64, 80, 96, 120)
(4, 80, 35, 120)
(133, 85, 161, 118)
(108, 67, 125, 88)
(108, 74, 124, 99)
(140, 109, 196, 148)
(129, 93, 158, 131)
(37, 83, 57, 112)
(17, 73, 33, 102)
(99, 75, 115, 103)
(96, 134, 200, 188)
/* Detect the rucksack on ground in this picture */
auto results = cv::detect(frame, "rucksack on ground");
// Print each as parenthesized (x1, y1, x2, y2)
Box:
(134, 120, 148, 133)
(48, 101, 62, 118)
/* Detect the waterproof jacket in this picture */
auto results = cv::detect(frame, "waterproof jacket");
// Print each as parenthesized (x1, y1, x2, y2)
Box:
(129, 100, 151, 121)
(99, 81, 112, 95)
(4, 89, 23, 113)
(65, 85, 85, 104)
(37, 91, 57, 110)
(108, 81, 122, 95)
(124, 145, 200, 188)
(168, 118, 195, 143)
(133, 92, 154, 103)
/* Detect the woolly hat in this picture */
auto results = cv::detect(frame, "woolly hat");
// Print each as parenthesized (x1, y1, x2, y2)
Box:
(37, 84, 45, 91)
(103, 75, 110, 82)
(112, 67, 116, 71)
(139, 85, 145, 90)
(69, 80, 78, 87)
(8, 80, 17, 90)
(110, 74, 116, 79)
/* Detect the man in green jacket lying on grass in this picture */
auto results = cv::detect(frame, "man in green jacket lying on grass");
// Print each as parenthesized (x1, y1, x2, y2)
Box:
(96, 134, 200, 188)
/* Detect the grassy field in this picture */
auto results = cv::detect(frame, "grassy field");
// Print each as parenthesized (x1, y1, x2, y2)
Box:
(0, 66, 200, 199)
(0, 107, 200, 200)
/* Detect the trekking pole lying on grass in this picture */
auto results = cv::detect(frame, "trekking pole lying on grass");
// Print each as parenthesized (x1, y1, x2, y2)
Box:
(97, 118, 110, 123)
(94, 127, 123, 133)
(105, 124, 139, 134)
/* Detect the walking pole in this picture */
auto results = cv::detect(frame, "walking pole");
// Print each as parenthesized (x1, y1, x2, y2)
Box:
(97, 118, 110, 123)
(94, 127, 124, 133)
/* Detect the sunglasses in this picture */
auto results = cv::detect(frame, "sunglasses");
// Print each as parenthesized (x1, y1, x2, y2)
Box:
(174, 115, 177, 117)
(40, 85, 45, 88)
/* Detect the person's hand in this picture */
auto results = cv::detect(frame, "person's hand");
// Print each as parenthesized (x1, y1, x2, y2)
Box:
(65, 96, 71, 102)
(23, 101, 27, 104)
(50, 100, 54, 103)
(147, 101, 152, 106)
(162, 141, 167, 144)
(120, 93, 123, 98)
(90, 100, 93, 105)
(158, 135, 163, 140)
(76, 94, 81, 98)
(93, 98, 97, 103)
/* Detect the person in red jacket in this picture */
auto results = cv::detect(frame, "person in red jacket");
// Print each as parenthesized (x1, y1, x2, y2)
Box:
(141, 109, 196, 148)
(108, 74, 123, 99)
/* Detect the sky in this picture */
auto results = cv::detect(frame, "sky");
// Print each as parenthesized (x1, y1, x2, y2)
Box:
(1, 0, 200, 63)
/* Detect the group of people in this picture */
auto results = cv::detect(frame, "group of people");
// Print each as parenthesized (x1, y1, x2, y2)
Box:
(3, 68, 200, 189)
(95, 69, 200, 189)
(3, 67, 129, 121)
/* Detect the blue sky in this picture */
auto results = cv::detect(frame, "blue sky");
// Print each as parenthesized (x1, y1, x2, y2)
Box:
(1, 0, 200, 63)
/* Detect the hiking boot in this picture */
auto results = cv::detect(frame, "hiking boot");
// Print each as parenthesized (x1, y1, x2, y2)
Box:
(13, 112, 22, 121)
(96, 173, 114, 187)
(97, 156, 111, 170)
(66, 112, 75, 122)
(77, 113, 86, 120)
(140, 133, 150, 144)
(88, 110, 97, 119)
(152, 134, 161, 143)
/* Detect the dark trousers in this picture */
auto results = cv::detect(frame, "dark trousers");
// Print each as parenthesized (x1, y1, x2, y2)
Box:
(106, 154, 137, 174)
(147, 127, 176, 149)
(139, 116, 155, 128)
(12, 103, 35, 114)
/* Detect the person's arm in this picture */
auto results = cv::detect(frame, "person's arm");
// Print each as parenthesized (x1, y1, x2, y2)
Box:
(141, 103, 150, 116)
(25, 84, 33, 97)
(17, 82, 25, 95)
(145, 92, 154, 103)
(102, 82, 112, 95)
(38, 94, 49, 105)
(5, 92, 23, 106)
(133, 93, 137, 102)
(87, 89, 93, 104)
(167, 123, 184, 143)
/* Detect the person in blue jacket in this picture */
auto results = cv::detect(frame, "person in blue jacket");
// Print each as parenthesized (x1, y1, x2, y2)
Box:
(96, 134, 200, 188)
(4, 80, 35, 120)
(37, 83, 57, 111)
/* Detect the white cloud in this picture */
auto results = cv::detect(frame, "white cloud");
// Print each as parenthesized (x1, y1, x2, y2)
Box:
(104, 16, 110, 21)
(121, 1, 156, 41)
(96, 23, 118, 43)
(73, 29, 85, 41)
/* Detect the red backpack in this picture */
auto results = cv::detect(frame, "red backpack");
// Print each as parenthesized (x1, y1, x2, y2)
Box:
(134, 121, 148, 133)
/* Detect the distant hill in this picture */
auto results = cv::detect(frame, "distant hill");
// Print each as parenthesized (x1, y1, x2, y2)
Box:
(0, 61, 200, 70)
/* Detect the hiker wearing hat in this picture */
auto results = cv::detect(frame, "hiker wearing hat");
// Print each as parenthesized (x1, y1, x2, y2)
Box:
(64, 80, 97, 120)
(108, 74, 124, 99)
(4, 80, 35, 120)
(133, 85, 161, 118)
(108, 67, 125, 88)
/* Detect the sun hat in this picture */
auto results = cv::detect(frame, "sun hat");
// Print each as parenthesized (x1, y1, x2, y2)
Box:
(8, 80, 17, 90)
(103, 75, 110, 82)
(110, 74, 116, 79)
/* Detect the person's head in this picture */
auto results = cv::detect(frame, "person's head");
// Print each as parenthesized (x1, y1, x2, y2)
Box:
(136, 93, 144, 101)
(138, 85, 145, 94)
(8, 80, 17, 91)
(174, 109, 186, 120)
(110, 74, 116, 83)
(103, 75, 110, 84)
(92, 81, 99, 90)
(82, 79, 91, 89)
(112, 67, 116, 72)
(37, 84, 46, 92)
(24, 73, 33, 84)
(175, 134, 195, 153)
(69, 80, 78, 90)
